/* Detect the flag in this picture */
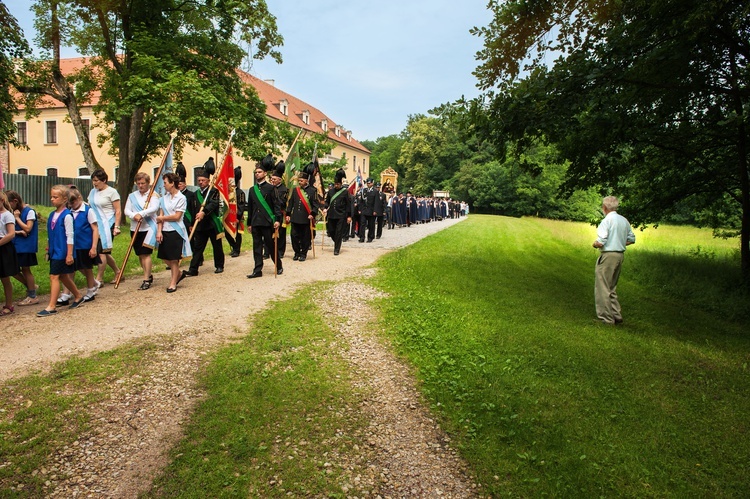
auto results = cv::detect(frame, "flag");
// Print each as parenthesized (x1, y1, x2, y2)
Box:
(348, 166, 362, 196)
(0, 164, 4, 190)
(215, 145, 237, 238)
(285, 141, 301, 189)
(153, 143, 174, 197)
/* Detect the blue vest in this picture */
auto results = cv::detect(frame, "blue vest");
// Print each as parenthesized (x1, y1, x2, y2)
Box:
(47, 208, 72, 260)
(73, 205, 93, 251)
(12, 206, 38, 254)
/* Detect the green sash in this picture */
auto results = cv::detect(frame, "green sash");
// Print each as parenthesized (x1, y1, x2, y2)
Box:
(329, 186, 346, 205)
(254, 184, 276, 223)
(196, 189, 224, 233)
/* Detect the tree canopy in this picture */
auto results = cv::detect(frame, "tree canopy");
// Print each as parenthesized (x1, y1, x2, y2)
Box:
(471, 0, 750, 280)
(10, 0, 287, 200)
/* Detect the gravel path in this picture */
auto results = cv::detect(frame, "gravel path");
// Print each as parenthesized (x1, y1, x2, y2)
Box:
(2, 216, 476, 497)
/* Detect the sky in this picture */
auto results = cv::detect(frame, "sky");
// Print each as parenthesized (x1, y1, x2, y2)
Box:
(5, 0, 494, 142)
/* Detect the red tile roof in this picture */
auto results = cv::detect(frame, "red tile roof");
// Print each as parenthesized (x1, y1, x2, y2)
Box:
(22, 57, 370, 154)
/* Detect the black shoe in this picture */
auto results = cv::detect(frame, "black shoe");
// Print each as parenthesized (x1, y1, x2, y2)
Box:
(230, 251, 240, 258)
(299, 256, 306, 262)
(185, 270, 198, 277)
(279, 252, 285, 258)
(263, 254, 270, 259)
(367, 240, 373, 243)
(246, 271, 263, 278)
(334, 250, 340, 255)
(359, 239, 364, 243)
(214, 267, 224, 274)
(277, 268, 283, 275)
(293, 254, 299, 261)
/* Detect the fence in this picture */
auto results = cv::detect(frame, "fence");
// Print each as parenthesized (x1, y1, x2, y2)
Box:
(2, 173, 105, 206)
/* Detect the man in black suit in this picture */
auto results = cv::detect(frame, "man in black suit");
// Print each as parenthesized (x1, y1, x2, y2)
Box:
(360, 178, 376, 242)
(286, 171, 319, 261)
(324, 169, 352, 255)
(373, 182, 387, 239)
(246, 163, 283, 277)
(269, 162, 289, 259)
(187, 168, 224, 276)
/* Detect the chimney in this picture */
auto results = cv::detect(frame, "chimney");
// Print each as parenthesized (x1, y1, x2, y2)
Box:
(264, 79, 275, 86)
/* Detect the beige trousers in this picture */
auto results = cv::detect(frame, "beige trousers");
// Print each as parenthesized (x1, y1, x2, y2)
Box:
(595, 251, 625, 324)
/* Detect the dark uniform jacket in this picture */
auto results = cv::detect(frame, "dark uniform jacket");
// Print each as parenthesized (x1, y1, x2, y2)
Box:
(286, 184, 319, 224)
(274, 184, 289, 219)
(247, 181, 281, 227)
(361, 187, 378, 215)
(325, 186, 351, 219)
(181, 187, 200, 229)
(372, 190, 386, 216)
(195, 187, 221, 232)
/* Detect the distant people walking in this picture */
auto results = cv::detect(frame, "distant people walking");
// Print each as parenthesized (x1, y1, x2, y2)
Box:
(6, 190, 39, 306)
(593, 196, 636, 325)
(156, 173, 192, 293)
(187, 167, 225, 276)
(124, 172, 159, 290)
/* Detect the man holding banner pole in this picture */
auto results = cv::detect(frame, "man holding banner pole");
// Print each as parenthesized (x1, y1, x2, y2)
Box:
(285, 171, 319, 262)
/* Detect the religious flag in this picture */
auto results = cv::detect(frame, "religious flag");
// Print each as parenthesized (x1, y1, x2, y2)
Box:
(153, 142, 174, 197)
(215, 145, 237, 238)
(285, 140, 301, 189)
(348, 166, 362, 196)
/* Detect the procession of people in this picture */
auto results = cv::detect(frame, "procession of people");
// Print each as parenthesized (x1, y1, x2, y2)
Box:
(0, 157, 466, 318)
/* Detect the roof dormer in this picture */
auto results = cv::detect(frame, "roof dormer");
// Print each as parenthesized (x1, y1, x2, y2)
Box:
(279, 99, 288, 116)
(346, 131, 352, 141)
(334, 126, 341, 137)
(321, 119, 328, 132)
(302, 109, 310, 125)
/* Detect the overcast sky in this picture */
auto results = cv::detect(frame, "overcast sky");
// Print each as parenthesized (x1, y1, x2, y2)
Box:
(6, 0, 493, 142)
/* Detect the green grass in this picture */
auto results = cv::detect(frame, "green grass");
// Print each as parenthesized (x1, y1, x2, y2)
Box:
(3, 214, 748, 497)
(8, 205, 246, 299)
(145, 291, 372, 498)
(372, 215, 749, 497)
(0, 343, 154, 496)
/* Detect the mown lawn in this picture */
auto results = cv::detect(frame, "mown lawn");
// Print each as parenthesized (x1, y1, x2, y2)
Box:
(372, 215, 749, 497)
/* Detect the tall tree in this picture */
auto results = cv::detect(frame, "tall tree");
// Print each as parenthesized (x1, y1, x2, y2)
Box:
(0, 1, 30, 146)
(472, 0, 750, 280)
(12, 0, 283, 199)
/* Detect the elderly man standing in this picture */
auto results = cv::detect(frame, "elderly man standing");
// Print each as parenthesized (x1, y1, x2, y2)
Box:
(593, 196, 636, 325)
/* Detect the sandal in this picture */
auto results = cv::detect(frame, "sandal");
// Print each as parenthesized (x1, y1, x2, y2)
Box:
(0, 306, 14, 316)
(18, 296, 40, 306)
(138, 277, 152, 290)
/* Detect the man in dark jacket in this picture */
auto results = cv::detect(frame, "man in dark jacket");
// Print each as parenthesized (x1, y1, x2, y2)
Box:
(286, 171, 319, 261)
(269, 162, 289, 259)
(324, 170, 352, 255)
(246, 163, 283, 277)
(360, 178, 376, 243)
(373, 181, 387, 239)
(187, 168, 224, 276)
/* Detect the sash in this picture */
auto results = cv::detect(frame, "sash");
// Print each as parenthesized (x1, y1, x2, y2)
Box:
(329, 186, 346, 205)
(88, 188, 115, 250)
(297, 186, 312, 216)
(196, 189, 224, 234)
(160, 195, 192, 258)
(253, 184, 276, 223)
(128, 192, 158, 249)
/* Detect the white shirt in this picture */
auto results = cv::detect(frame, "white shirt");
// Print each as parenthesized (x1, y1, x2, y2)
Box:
(88, 186, 120, 223)
(124, 190, 160, 232)
(596, 211, 636, 252)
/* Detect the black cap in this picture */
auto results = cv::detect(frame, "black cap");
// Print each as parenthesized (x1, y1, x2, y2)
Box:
(366, 177, 373, 183)
(203, 157, 216, 175)
(234, 166, 242, 183)
(175, 161, 187, 180)
(299, 171, 310, 180)
(260, 153, 275, 172)
(272, 160, 285, 179)
(334, 169, 346, 184)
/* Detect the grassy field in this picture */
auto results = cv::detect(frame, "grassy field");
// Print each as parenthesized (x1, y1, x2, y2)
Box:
(1, 214, 748, 497)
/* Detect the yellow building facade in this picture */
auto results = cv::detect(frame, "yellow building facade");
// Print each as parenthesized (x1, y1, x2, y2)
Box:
(2, 59, 370, 185)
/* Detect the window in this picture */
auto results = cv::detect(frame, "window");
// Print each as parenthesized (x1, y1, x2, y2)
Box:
(78, 167, 89, 176)
(353, 156, 357, 169)
(153, 166, 160, 180)
(45, 121, 57, 144)
(321, 119, 328, 132)
(46, 167, 58, 177)
(17, 168, 28, 175)
(302, 110, 310, 125)
(16, 122, 27, 145)
(193, 166, 202, 185)
(363, 159, 367, 172)
(280, 99, 288, 116)
(335, 126, 341, 137)
(81, 118, 90, 141)
(346, 131, 352, 141)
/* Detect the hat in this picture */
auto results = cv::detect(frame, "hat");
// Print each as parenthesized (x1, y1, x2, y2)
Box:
(203, 157, 216, 175)
(303, 162, 316, 176)
(299, 171, 310, 180)
(175, 161, 187, 180)
(272, 160, 285, 179)
(375, 181, 381, 187)
(366, 177, 373, 183)
(334, 168, 346, 184)
(260, 153, 275, 172)
(234, 166, 242, 183)
(196, 168, 209, 179)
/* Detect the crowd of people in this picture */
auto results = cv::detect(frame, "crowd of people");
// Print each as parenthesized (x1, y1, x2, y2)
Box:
(0, 163, 466, 318)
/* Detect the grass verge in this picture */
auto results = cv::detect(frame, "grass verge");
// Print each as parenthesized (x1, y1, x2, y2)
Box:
(371, 215, 749, 497)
